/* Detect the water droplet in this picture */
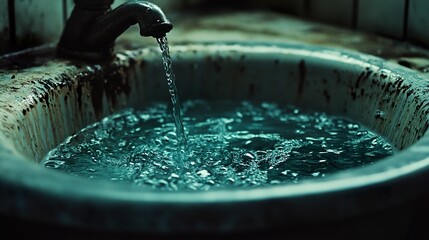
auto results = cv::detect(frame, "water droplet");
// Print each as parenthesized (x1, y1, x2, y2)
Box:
(44, 160, 65, 169)
(382, 95, 390, 102)
(158, 179, 169, 187)
(166, 131, 176, 139)
(169, 173, 179, 179)
(118, 140, 126, 147)
(325, 149, 343, 154)
(197, 169, 210, 178)
(375, 110, 385, 119)
(243, 152, 255, 160)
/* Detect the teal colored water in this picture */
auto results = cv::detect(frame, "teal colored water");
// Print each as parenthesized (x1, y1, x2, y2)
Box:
(42, 100, 396, 191)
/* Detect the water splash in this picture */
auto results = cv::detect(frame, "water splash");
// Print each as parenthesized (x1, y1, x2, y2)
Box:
(42, 100, 396, 191)
(157, 36, 187, 149)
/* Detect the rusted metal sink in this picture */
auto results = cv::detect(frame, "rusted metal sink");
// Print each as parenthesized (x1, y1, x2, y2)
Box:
(1, 42, 429, 239)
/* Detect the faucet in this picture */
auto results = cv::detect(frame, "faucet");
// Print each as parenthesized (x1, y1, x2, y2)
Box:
(57, 0, 173, 61)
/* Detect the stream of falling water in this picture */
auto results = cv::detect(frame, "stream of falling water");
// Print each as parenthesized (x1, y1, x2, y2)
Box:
(157, 36, 187, 149)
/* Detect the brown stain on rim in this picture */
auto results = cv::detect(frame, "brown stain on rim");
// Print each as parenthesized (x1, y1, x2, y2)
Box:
(298, 60, 306, 97)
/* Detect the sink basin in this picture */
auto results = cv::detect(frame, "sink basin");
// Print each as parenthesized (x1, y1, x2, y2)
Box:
(1, 41, 429, 239)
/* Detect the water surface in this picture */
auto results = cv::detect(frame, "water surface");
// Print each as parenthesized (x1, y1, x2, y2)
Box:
(42, 100, 395, 191)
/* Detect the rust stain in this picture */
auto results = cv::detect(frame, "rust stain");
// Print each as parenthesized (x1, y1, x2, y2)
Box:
(248, 83, 255, 98)
(297, 60, 306, 97)
(323, 89, 330, 103)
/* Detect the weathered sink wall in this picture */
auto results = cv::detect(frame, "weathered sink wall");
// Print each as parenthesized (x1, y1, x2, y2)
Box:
(0, 52, 145, 162)
(1, 44, 429, 163)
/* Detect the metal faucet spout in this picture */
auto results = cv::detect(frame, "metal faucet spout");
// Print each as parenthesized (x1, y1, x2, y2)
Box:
(57, 0, 173, 61)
